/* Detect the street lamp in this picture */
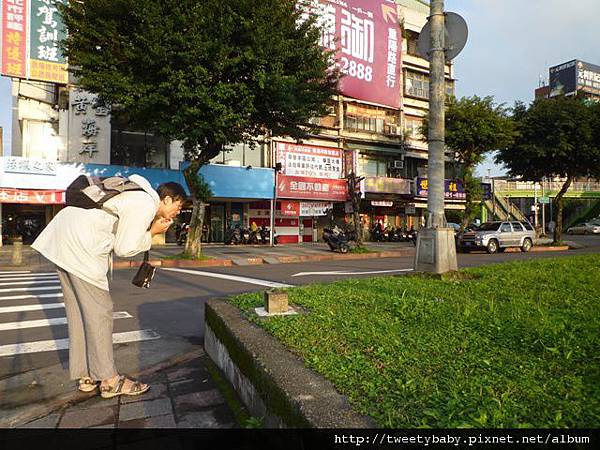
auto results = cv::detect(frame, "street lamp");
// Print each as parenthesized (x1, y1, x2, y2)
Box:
(414, 0, 458, 274)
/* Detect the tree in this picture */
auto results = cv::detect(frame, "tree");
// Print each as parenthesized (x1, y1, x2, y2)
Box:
(346, 172, 365, 247)
(422, 96, 515, 229)
(496, 96, 600, 244)
(60, 0, 338, 257)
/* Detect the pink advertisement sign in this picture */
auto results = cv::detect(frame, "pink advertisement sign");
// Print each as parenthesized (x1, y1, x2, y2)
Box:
(300, 0, 401, 109)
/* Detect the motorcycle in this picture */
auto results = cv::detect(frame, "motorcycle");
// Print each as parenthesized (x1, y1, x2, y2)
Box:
(224, 226, 243, 245)
(371, 226, 384, 242)
(407, 229, 418, 246)
(248, 229, 260, 245)
(258, 226, 271, 245)
(177, 224, 189, 246)
(323, 228, 350, 253)
(241, 228, 251, 244)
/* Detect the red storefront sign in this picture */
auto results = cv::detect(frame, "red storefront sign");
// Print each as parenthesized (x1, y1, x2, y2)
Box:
(300, 0, 401, 109)
(1, 0, 28, 78)
(280, 200, 300, 217)
(277, 175, 348, 201)
(0, 188, 65, 204)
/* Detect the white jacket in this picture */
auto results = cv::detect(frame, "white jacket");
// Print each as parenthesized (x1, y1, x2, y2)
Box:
(32, 175, 160, 291)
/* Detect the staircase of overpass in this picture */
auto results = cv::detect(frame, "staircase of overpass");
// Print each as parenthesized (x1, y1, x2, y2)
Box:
(485, 179, 600, 225)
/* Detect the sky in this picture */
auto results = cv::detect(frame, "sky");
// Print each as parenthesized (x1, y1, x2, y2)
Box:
(2, 0, 600, 175)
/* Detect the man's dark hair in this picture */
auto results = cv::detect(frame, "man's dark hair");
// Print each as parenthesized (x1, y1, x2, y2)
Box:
(157, 182, 187, 201)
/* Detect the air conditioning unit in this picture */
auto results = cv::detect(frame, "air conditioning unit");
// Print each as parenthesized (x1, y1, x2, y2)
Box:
(389, 160, 404, 169)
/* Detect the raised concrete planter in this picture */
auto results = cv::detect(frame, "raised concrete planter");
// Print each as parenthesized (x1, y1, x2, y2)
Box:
(204, 299, 375, 428)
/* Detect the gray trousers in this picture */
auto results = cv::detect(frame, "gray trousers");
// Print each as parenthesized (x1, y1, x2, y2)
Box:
(56, 267, 118, 381)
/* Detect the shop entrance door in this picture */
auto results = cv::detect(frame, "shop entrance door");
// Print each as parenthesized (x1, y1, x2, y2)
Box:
(210, 205, 225, 242)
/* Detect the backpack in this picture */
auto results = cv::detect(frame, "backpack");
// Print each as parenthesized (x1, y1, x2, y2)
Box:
(65, 175, 144, 209)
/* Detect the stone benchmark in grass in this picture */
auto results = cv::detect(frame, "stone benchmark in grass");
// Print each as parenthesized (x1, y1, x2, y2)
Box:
(229, 254, 600, 428)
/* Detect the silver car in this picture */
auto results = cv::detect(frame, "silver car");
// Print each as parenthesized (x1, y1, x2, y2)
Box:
(566, 222, 600, 235)
(458, 221, 536, 254)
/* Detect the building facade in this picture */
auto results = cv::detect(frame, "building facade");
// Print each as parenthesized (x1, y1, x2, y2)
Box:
(1, 0, 465, 246)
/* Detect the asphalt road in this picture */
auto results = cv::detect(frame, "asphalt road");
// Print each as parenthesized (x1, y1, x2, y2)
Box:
(1, 235, 598, 379)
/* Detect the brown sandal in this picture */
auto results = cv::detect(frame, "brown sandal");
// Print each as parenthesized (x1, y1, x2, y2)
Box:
(100, 375, 149, 399)
(78, 377, 99, 393)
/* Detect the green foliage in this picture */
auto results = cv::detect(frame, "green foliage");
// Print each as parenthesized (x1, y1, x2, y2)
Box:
(349, 246, 373, 254)
(230, 255, 600, 428)
(60, 0, 338, 164)
(422, 96, 515, 227)
(423, 96, 515, 167)
(496, 96, 600, 181)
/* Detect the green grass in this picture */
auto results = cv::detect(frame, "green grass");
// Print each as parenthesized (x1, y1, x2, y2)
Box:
(229, 255, 600, 428)
(162, 252, 212, 261)
(349, 246, 375, 254)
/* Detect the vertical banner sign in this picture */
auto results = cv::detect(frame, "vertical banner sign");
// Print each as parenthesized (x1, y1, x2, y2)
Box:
(299, 0, 401, 109)
(1, 0, 28, 78)
(29, 0, 68, 83)
(1, 0, 67, 83)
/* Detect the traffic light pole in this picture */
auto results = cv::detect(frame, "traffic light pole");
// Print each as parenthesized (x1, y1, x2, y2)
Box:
(414, 0, 458, 274)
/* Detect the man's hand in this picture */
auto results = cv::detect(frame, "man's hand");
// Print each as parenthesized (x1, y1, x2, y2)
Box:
(150, 218, 173, 236)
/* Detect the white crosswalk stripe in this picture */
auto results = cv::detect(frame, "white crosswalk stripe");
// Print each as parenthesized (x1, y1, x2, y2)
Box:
(0, 293, 63, 302)
(0, 280, 62, 287)
(0, 271, 160, 357)
(0, 303, 65, 314)
(0, 275, 59, 282)
(0, 311, 133, 331)
(0, 285, 61, 293)
(0, 330, 160, 357)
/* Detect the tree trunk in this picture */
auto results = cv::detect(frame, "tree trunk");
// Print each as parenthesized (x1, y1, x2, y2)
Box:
(184, 198, 205, 258)
(183, 158, 205, 259)
(553, 175, 573, 244)
(461, 166, 480, 230)
(352, 196, 363, 247)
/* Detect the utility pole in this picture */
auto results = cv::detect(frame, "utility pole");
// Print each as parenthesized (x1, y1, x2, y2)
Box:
(414, 0, 458, 273)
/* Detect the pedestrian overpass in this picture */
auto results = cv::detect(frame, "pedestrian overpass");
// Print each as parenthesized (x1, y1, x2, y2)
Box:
(483, 180, 600, 226)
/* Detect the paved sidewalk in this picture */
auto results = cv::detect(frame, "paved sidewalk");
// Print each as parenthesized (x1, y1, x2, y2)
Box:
(0, 241, 416, 270)
(14, 351, 239, 429)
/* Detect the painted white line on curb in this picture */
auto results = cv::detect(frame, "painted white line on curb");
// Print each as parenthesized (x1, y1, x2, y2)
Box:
(0, 312, 133, 332)
(0, 329, 160, 357)
(162, 268, 294, 288)
(0, 293, 63, 302)
(0, 303, 65, 314)
(0, 280, 61, 287)
(292, 268, 415, 277)
(0, 285, 61, 293)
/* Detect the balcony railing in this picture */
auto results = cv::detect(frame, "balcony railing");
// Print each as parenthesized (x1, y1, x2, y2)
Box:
(494, 180, 600, 193)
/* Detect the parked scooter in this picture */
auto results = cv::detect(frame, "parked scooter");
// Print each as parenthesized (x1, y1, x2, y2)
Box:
(177, 223, 189, 246)
(224, 225, 243, 245)
(323, 228, 350, 253)
(258, 226, 270, 244)
(407, 228, 418, 246)
(371, 226, 384, 242)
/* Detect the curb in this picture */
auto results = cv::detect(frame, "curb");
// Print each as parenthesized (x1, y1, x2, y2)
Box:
(113, 248, 415, 270)
(1, 349, 204, 428)
(204, 299, 376, 428)
(504, 246, 570, 253)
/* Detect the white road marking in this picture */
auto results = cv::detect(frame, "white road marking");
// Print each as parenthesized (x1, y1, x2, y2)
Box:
(0, 303, 65, 314)
(0, 271, 31, 275)
(0, 293, 63, 302)
(162, 268, 294, 288)
(0, 312, 133, 332)
(0, 280, 61, 287)
(0, 275, 59, 282)
(0, 329, 160, 357)
(0, 272, 57, 278)
(291, 268, 415, 277)
(0, 285, 61, 293)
